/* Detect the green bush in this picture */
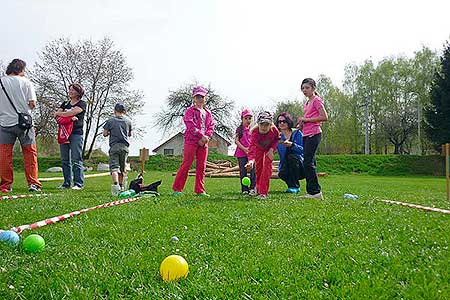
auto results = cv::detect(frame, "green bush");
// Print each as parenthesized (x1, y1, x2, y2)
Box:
(316, 155, 445, 176)
(13, 157, 110, 172)
(15, 154, 445, 176)
(133, 153, 237, 172)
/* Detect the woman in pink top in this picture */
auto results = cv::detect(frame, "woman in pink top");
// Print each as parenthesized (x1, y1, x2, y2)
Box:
(172, 86, 215, 197)
(245, 111, 280, 199)
(234, 109, 256, 194)
(297, 78, 328, 200)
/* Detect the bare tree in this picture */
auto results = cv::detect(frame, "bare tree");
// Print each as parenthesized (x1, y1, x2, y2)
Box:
(30, 37, 145, 158)
(0, 60, 5, 75)
(155, 82, 235, 138)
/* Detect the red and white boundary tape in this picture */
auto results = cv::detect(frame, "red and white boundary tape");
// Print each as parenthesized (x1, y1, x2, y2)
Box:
(1, 193, 49, 201)
(10, 196, 140, 234)
(382, 199, 450, 215)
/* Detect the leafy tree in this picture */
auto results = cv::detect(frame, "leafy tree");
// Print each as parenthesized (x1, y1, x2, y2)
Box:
(341, 60, 382, 154)
(410, 47, 439, 153)
(274, 100, 303, 125)
(425, 40, 450, 148)
(357, 60, 384, 153)
(343, 51, 438, 154)
(155, 82, 235, 138)
(30, 37, 144, 158)
(375, 57, 418, 154)
(343, 63, 365, 153)
(317, 74, 354, 154)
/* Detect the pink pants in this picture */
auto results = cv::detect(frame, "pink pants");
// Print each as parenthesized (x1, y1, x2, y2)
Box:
(254, 148, 273, 196)
(172, 143, 208, 194)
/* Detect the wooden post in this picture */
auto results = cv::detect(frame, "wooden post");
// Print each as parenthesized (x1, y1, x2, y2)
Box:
(446, 143, 449, 201)
(139, 148, 149, 175)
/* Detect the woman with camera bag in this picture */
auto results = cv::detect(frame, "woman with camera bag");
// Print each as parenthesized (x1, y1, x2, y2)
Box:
(0, 59, 42, 193)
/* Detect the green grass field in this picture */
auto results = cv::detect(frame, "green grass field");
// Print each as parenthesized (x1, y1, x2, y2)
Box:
(1, 172, 449, 299)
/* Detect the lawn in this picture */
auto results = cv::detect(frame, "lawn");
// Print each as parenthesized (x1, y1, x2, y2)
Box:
(1, 172, 449, 299)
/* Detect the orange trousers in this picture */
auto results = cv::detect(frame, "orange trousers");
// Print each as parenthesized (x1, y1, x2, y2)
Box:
(0, 144, 41, 190)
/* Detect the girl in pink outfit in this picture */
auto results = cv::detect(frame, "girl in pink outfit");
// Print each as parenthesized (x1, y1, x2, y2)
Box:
(234, 109, 256, 194)
(297, 78, 328, 200)
(245, 111, 280, 199)
(172, 86, 215, 197)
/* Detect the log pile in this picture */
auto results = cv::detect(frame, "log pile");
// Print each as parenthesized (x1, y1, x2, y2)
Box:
(174, 160, 327, 178)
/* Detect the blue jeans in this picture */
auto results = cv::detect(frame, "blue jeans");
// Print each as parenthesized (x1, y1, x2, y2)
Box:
(60, 134, 84, 187)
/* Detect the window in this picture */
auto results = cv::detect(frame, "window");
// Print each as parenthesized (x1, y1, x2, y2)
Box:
(164, 149, 174, 155)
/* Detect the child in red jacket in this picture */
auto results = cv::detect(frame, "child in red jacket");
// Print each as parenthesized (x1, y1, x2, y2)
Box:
(245, 111, 280, 199)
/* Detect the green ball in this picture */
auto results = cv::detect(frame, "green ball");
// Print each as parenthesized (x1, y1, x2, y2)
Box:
(22, 234, 45, 253)
(242, 176, 251, 187)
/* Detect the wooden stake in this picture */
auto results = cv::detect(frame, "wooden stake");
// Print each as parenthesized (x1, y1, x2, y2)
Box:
(39, 172, 110, 182)
(139, 148, 149, 175)
(382, 199, 450, 214)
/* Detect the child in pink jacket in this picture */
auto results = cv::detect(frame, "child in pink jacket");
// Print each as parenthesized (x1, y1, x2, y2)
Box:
(234, 109, 256, 194)
(245, 111, 280, 199)
(172, 86, 215, 197)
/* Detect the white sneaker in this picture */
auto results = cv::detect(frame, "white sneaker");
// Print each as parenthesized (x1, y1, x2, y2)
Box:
(300, 192, 324, 200)
(72, 185, 84, 190)
(256, 194, 268, 200)
(249, 189, 258, 196)
(28, 184, 42, 192)
(111, 184, 121, 196)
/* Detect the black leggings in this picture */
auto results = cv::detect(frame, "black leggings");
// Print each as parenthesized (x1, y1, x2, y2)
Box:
(278, 154, 304, 189)
(238, 157, 256, 192)
(303, 133, 321, 195)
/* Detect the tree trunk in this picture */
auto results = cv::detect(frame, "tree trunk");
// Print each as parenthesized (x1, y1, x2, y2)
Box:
(394, 144, 400, 154)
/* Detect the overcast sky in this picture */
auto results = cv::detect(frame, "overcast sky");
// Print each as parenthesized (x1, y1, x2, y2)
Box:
(1, 0, 449, 155)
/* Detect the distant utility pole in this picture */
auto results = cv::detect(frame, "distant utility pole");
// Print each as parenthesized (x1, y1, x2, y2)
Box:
(417, 99, 422, 155)
(363, 96, 370, 155)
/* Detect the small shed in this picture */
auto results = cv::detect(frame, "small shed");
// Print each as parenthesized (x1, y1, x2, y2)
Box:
(153, 132, 231, 155)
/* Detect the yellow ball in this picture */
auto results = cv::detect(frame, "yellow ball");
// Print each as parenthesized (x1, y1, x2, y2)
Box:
(160, 255, 189, 282)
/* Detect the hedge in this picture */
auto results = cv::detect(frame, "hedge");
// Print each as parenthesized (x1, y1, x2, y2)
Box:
(12, 154, 445, 176)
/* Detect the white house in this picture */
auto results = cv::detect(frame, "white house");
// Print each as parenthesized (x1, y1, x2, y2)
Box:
(152, 132, 231, 155)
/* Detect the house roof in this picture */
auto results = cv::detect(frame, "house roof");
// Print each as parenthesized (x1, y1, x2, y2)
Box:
(214, 132, 232, 146)
(152, 131, 231, 152)
(152, 132, 183, 152)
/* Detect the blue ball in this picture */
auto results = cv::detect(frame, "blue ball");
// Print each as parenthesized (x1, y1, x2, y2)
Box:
(0, 230, 20, 246)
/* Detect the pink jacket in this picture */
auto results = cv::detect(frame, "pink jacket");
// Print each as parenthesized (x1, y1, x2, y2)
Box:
(183, 105, 215, 145)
